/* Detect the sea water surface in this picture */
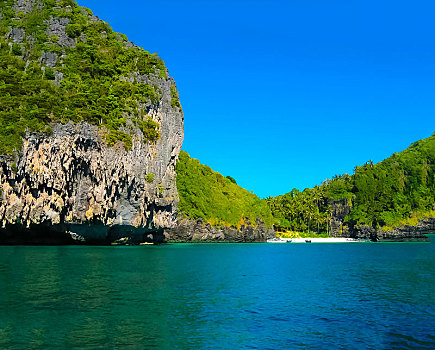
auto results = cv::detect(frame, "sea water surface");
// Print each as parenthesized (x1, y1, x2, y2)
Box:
(0, 238, 434, 349)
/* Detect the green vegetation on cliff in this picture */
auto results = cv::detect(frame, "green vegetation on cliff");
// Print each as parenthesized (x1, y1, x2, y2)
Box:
(0, 0, 176, 155)
(176, 151, 273, 228)
(267, 133, 435, 234)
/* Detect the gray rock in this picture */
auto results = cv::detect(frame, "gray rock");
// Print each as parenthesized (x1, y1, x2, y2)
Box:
(370, 218, 433, 242)
(13, 0, 37, 14)
(166, 216, 274, 243)
(329, 198, 352, 237)
(46, 16, 75, 49)
(354, 225, 377, 241)
(40, 51, 58, 67)
(7, 27, 25, 43)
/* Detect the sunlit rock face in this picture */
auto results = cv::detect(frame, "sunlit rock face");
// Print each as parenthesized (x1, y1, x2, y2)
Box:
(0, 91, 183, 244)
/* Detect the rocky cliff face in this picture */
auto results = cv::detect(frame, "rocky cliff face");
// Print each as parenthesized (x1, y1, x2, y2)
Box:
(0, 101, 183, 244)
(353, 218, 433, 242)
(328, 199, 430, 242)
(166, 217, 274, 243)
(0, 0, 184, 244)
(329, 198, 352, 237)
(0, 90, 183, 244)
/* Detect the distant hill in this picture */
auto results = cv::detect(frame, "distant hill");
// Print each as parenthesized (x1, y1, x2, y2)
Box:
(175, 151, 273, 228)
(267, 133, 435, 237)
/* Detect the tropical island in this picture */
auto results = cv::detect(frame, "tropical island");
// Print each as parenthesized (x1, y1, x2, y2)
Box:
(0, 0, 433, 244)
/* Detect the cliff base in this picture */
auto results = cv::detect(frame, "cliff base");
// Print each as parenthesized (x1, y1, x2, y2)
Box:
(166, 217, 274, 243)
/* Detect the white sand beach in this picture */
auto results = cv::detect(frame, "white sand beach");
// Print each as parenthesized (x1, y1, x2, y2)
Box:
(281, 237, 369, 243)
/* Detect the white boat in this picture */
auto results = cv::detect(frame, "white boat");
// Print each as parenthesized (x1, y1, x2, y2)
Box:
(267, 237, 291, 243)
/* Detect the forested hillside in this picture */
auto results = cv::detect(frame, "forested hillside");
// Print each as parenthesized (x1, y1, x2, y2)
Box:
(176, 151, 273, 228)
(267, 133, 435, 235)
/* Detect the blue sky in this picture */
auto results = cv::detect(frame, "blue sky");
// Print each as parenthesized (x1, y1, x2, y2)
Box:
(79, 0, 435, 198)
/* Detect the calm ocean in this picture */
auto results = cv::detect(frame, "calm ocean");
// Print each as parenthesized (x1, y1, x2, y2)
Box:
(0, 237, 434, 349)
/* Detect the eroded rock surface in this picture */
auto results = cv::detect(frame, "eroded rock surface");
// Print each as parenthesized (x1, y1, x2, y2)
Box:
(354, 218, 434, 242)
(328, 199, 431, 242)
(0, 90, 183, 244)
(166, 217, 274, 243)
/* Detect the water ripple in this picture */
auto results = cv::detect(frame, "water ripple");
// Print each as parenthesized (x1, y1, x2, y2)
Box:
(0, 242, 433, 349)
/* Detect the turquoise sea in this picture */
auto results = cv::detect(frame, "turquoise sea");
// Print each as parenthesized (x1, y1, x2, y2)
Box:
(0, 238, 434, 349)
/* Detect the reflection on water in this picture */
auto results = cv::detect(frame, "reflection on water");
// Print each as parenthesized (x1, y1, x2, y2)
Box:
(0, 239, 434, 349)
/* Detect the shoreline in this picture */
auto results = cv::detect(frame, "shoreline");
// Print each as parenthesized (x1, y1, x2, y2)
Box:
(278, 237, 369, 243)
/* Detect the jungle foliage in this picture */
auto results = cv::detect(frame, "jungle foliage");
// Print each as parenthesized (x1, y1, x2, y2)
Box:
(0, 0, 170, 154)
(267, 133, 435, 234)
(176, 151, 273, 228)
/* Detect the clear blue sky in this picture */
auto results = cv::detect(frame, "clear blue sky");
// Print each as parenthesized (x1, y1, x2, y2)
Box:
(79, 0, 434, 198)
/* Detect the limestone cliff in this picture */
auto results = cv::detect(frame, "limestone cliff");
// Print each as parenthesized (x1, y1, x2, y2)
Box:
(329, 198, 352, 238)
(0, 0, 184, 244)
(0, 111, 183, 244)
